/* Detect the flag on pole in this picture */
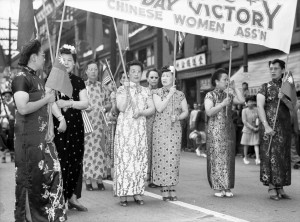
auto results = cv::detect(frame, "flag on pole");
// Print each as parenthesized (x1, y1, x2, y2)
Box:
(163, 30, 174, 54)
(45, 56, 73, 98)
(281, 71, 297, 109)
(117, 21, 129, 50)
(178, 32, 186, 51)
(86, 12, 104, 54)
(17, 0, 36, 51)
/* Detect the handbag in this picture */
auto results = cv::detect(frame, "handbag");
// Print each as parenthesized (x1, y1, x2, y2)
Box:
(82, 110, 93, 134)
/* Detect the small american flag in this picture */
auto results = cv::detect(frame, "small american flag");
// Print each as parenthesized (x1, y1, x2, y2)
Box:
(178, 32, 187, 51)
(117, 21, 129, 50)
(82, 110, 93, 134)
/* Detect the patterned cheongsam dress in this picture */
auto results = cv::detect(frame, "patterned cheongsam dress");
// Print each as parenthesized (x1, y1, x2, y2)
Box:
(205, 88, 235, 190)
(12, 66, 66, 222)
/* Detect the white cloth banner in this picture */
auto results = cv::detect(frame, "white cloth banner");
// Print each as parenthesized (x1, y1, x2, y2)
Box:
(65, 0, 297, 54)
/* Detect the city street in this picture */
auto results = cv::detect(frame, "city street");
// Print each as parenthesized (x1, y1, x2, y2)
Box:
(0, 151, 299, 222)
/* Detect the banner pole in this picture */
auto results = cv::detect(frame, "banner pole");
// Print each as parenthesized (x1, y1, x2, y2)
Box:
(112, 18, 128, 81)
(226, 44, 233, 116)
(56, 2, 66, 57)
(42, 0, 53, 64)
(266, 54, 290, 155)
(172, 31, 177, 117)
(113, 50, 127, 79)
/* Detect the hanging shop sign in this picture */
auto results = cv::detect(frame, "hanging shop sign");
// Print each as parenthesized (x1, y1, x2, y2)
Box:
(176, 53, 206, 71)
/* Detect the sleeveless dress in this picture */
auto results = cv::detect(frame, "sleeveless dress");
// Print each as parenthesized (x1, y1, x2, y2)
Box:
(12, 66, 66, 222)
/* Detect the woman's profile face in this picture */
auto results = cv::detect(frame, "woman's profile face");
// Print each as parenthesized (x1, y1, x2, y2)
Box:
(120, 73, 127, 85)
(61, 53, 75, 74)
(215, 73, 228, 90)
(86, 63, 98, 81)
(161, 71, 173, 87)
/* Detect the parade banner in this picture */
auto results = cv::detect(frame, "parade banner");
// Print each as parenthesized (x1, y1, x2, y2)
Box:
(65, 0, 298, 54)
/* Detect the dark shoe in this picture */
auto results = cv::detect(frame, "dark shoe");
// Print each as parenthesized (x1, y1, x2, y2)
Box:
(86, 183, 93, 191)
(133, 196, 144, 205)
(10, 154, 14, 162)
(169, 190, 178, 201)
(160, 189, 170, 201)
(277, 188, 291, 199)
(106, 175, 113, 181)
(268, 188, 279, 201)
(119, 201, 128, 207)
(97, 183, 105, 191)
(148, 183, 159, 188)
(68, 201, 88, 211)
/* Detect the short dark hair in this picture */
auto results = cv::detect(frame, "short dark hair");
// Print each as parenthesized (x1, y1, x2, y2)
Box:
(59, 46, 77, 63)
(18, 39, 42, 66)
(85, 60, 98, 72)
(146, 68, 159, 78)
(211, 68, 228, 87)
(126, 60, 144, 73)
(245, 95, 256, 103)
(161, 65, 176, 77)
(242, 82, 248, 86)
(269, 59, 285, 69)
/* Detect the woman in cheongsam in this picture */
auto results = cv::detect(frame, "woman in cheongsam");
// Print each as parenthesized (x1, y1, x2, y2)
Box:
(204, 68, 244, 198)
(114, 60, 155, 207)
(152, 65, 189, 201)
(54, 45, 89, 211)
(83, 61, 111, 191)
(12, 39, 66, 222)
(257, 59, 293, 201)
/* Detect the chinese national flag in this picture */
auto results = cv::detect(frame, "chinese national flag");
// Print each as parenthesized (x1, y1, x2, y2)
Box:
(45, 56, 73, 98)
(17, 0, 36, 51)
(281, 71, 297, 109)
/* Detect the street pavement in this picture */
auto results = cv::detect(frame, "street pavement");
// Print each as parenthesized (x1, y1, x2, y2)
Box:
(1, 151, 300, 222)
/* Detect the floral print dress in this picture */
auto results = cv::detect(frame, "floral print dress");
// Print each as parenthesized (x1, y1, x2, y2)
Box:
(12, 67, 66, 222)
(113, 83, 151, 197)
(257, 79, 291, 187)
(151, 88, 185, 186)
(83, 80, 109, 180)
(205, 88, 235, 190)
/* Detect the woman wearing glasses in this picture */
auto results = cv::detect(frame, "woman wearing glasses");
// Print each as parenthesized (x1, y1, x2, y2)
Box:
(145, 68, 160, 188)
(83, 61, 111, 191)
(257, 59, 293, 200)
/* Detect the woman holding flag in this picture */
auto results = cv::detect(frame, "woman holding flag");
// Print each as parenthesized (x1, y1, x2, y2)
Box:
(257, 59, 293, 201)
(54, 45, 89, 211)
(152, 65, 188, 201)
(83, 61, 111, 191)
(204, 68, 244, 198)
(113, 60, 155, 206)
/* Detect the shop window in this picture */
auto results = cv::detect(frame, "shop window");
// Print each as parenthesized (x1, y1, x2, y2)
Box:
(194, 36, 208, 54)
(132, 45, 155, 68)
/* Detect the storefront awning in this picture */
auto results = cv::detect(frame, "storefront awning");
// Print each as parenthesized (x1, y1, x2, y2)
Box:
(231, 51, 300, 94)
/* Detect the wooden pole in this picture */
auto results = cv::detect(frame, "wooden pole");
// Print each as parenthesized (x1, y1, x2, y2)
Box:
(267, 54, 289, 155)
(173, 31, 177, 86)
(112, 18, 128, 81)
(42, 0, 53, 64)
(55, 2, 66, 57)
(226, 44, 233, 116)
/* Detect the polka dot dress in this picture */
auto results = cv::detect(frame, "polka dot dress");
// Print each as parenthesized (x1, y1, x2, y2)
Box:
(54, 74, 86, 200)
(152, 88, 185, 187)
